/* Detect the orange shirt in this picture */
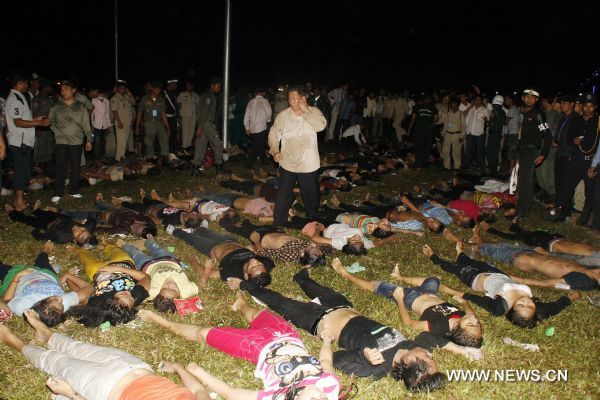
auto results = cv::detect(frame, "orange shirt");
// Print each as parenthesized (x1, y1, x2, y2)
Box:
(120, 375, 195, 400)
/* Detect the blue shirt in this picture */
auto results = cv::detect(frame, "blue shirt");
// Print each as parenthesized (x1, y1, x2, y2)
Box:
(7, 270, 79, 315)
(419, 201, 454, 225)
(390, 219, 423, 231)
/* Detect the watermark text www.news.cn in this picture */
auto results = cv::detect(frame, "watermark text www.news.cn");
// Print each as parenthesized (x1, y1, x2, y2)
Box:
(446, 369, 568, 382)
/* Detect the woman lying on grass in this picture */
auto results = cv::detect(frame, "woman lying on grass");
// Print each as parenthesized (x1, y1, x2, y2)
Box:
(139, 292, 341, 400)
(116, 237, 200, 313)
(423, 242, 580, 329)
(66, 239, 150, 327)
(331, 258, 483, 348)
(0, 241, 91, 326)
(0, 310, 205, 400)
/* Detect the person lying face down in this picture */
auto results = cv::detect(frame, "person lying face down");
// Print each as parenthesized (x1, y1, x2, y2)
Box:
(116, 237, 200, 313)
(424, 242, 580, 329)
(220, 218, 334, 266)
(65, 240, 150, 327)
(7, 203, 98, 246)
(167, 226, 274, 289)
(229, 267, 459, 393)
(331, 258, 483, 348)
(114, 188, 203, 229)
(0, 241, 92, 327)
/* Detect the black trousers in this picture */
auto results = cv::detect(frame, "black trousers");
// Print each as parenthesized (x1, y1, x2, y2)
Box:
(93, 128, 108, 160)
(486, 225, 561, 250)
(431, 253, 503, 288)
(414, 128, 434, 167)
(54, 144, 83, 196)
(9, 145, 33, 191)
(557, 158, 592, 210)
(516, 146, 539, 217)
(247, 268, 353, 334)
(9, 209, 58, 230)
(167, 117, 179, 153)
(273, 167, 320, 226)
(246, 130, 269, 167)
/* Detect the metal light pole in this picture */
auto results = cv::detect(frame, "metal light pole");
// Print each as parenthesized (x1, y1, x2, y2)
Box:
(114, 0, 119, 81)
(222, 0, 231, 150)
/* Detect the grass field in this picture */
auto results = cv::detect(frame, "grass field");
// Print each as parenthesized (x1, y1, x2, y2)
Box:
(0, 160, 599, 400)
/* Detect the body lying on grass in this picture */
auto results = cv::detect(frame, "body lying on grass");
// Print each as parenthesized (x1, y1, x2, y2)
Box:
(480, 221, 600, 267)
(230, 267, 483, 392)
(220, 218, 334, 266)
(462, 226, 600, 290)
(138, 292, 341, 400)
(116, 237, 200, 313)
(331, 258, 482, 348)
(423, 242, 580, 329)
(0, 310, 207, 400)
(113, 188, 203, 229)
(167, 226, 274, 289)
(0, 241, 91, 326)
(66, 239, 150, 327)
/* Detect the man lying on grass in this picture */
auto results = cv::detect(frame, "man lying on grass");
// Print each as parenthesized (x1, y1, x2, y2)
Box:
(230, 267, 484, 392)
(423, 241, 580, 329)
(331, 258, 482, 348)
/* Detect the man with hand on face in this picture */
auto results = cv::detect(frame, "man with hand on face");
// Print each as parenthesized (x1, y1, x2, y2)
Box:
(49, 80, 92, 203)
(268, 85, 327, 227)
(5, 74, 51, 211)
(514, 88, 552, 223)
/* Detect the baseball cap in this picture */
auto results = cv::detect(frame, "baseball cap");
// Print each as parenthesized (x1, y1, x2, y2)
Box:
(581, 92, 597, 105)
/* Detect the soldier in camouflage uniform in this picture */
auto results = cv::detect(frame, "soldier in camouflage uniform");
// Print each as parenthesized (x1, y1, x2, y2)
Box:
(31, 79, 55, 164)
(192, 77, 226, 174)
(135, 81, 171, 159)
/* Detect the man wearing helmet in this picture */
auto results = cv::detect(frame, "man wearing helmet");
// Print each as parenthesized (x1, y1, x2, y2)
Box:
(485, 95, 506, 176)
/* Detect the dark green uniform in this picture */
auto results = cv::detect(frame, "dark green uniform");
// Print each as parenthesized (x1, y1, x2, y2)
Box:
(32, 93, 55, 163)
(193, 89, 223, 166)
(139, 95, 168, 157)
(486, 105, 506, 175)
(516, 108, 552, 218)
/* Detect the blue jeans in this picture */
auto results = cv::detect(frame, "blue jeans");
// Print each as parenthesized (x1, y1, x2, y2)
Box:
(374, 277, 440, 311)
(478, 243, 534, 265)
(463, 134, 485, 168)
(122, 239, 174, 270)
(173, 227, 237, 256)
(197, 191, 240, 207)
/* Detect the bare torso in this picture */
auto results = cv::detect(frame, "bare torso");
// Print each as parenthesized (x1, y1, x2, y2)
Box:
(515, 254, 599, 279)
(261, 233, 298, 249)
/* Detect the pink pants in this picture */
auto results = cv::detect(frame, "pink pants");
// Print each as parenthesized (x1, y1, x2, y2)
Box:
(205, 310, 300, 365)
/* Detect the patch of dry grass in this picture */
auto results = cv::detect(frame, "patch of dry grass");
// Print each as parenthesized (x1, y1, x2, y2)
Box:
(0, 163, 599, 399)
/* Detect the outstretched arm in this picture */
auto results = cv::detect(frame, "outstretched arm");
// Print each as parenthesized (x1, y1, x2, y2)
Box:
(61, 273, 93, 304)
(160, 362, 211, 400)
(441, 342, 483, 362)
(185, 363, 257, 400)
(319, 335, 335, 374)
(401, 196, 421, 214)
(509, 275, 564, 289)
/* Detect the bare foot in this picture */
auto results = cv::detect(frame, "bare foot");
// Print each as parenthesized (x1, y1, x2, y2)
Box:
(331, 258, 348, 276)
(137, 309, 164, 324)
(443, 228, 461, 243)
(101, 237, 111, 247)
(115, 239, 126, 248)
(24, 309, 54, 342)
(231, 291, 247, 312)
(168, 193, 175, 202)
(197, 257, 215, 289)
(150, 189, 160, 200)
(43, 240, 54, 254)
(469, 226, 483, 245)
(422, 245, 434, 257)
(456, 241, 465, 255)
(479, 221, 490, 232)
(33, 200, 42, 211)
(139, 188, 146, 200)
(96, 193, 104, 202)
(331, 195, 341, 208)
(390, 263, 403, 279)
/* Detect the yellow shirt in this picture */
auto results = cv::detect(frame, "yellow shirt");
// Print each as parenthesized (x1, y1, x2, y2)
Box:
(268, 106, 326, 173)
(145, 260, 199, 300)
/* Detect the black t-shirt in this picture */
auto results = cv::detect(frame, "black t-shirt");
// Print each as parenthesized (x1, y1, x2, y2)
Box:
(333, 331, 446, 379)
(421, 302, 465, 337)
(219, 248, 275, 281)
(156, 206, 184, 226)
(89, 268, 149, 306)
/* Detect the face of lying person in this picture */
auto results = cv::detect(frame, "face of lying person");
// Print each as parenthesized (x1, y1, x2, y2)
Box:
(46, 296, 65, 313)
(347, 235, 365, 248)
(459, 314, 482, 335)
(71, 226, 92, 245)
(377, 219, 391, 231)
(400, 348, 438, 373)
(114, 290, 135, 309)
(296, 385, 329, 400)
(159, 280, 181, 299)
(243, 258, 267, 279)
(513, 296, 536, 319)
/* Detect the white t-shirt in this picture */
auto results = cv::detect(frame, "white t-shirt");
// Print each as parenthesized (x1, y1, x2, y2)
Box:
(7, 270, 79, 315)
(341, 125, 365, 146)
(5, 89, 35, 147)
(198, 201, 231, 221)
(323, 223, 374, 250)
(466, 106, 491, 136)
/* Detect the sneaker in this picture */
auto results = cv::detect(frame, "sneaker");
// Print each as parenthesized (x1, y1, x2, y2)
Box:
(165, 225, 176, 235)
(70, 194, 83, 199)
(51, 196, 61, 203)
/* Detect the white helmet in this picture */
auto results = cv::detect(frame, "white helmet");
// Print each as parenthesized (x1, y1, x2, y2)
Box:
(492, 95, 504, 105)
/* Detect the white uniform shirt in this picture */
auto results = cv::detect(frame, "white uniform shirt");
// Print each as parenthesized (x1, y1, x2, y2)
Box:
(244, 95, 272, 133)
(5, 89, 35, 147)
(466, 105, 490, 136)
(323, 223, 374, 250)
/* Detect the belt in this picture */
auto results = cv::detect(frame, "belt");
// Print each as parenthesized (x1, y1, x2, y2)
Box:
(445, 131, 461, 134)
(310, 305, 352, 335)
(166, 114, 176, 118)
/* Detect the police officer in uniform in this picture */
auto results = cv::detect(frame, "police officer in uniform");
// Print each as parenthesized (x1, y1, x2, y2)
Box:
(135, 81, 171, 160)
(192, 77, 226, 175)
(110, 80, 135, 161)
(514, 88, 552, 223)
(164, 78, 180, 153)
(177, 81, 200, 153)
(31, 78, 55, 165)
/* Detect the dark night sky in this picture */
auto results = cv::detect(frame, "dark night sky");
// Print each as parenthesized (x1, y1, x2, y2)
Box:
(2, 0, 599, 95)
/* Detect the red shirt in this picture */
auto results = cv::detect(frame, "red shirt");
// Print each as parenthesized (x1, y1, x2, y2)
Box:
(448, 199, 480, 220)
